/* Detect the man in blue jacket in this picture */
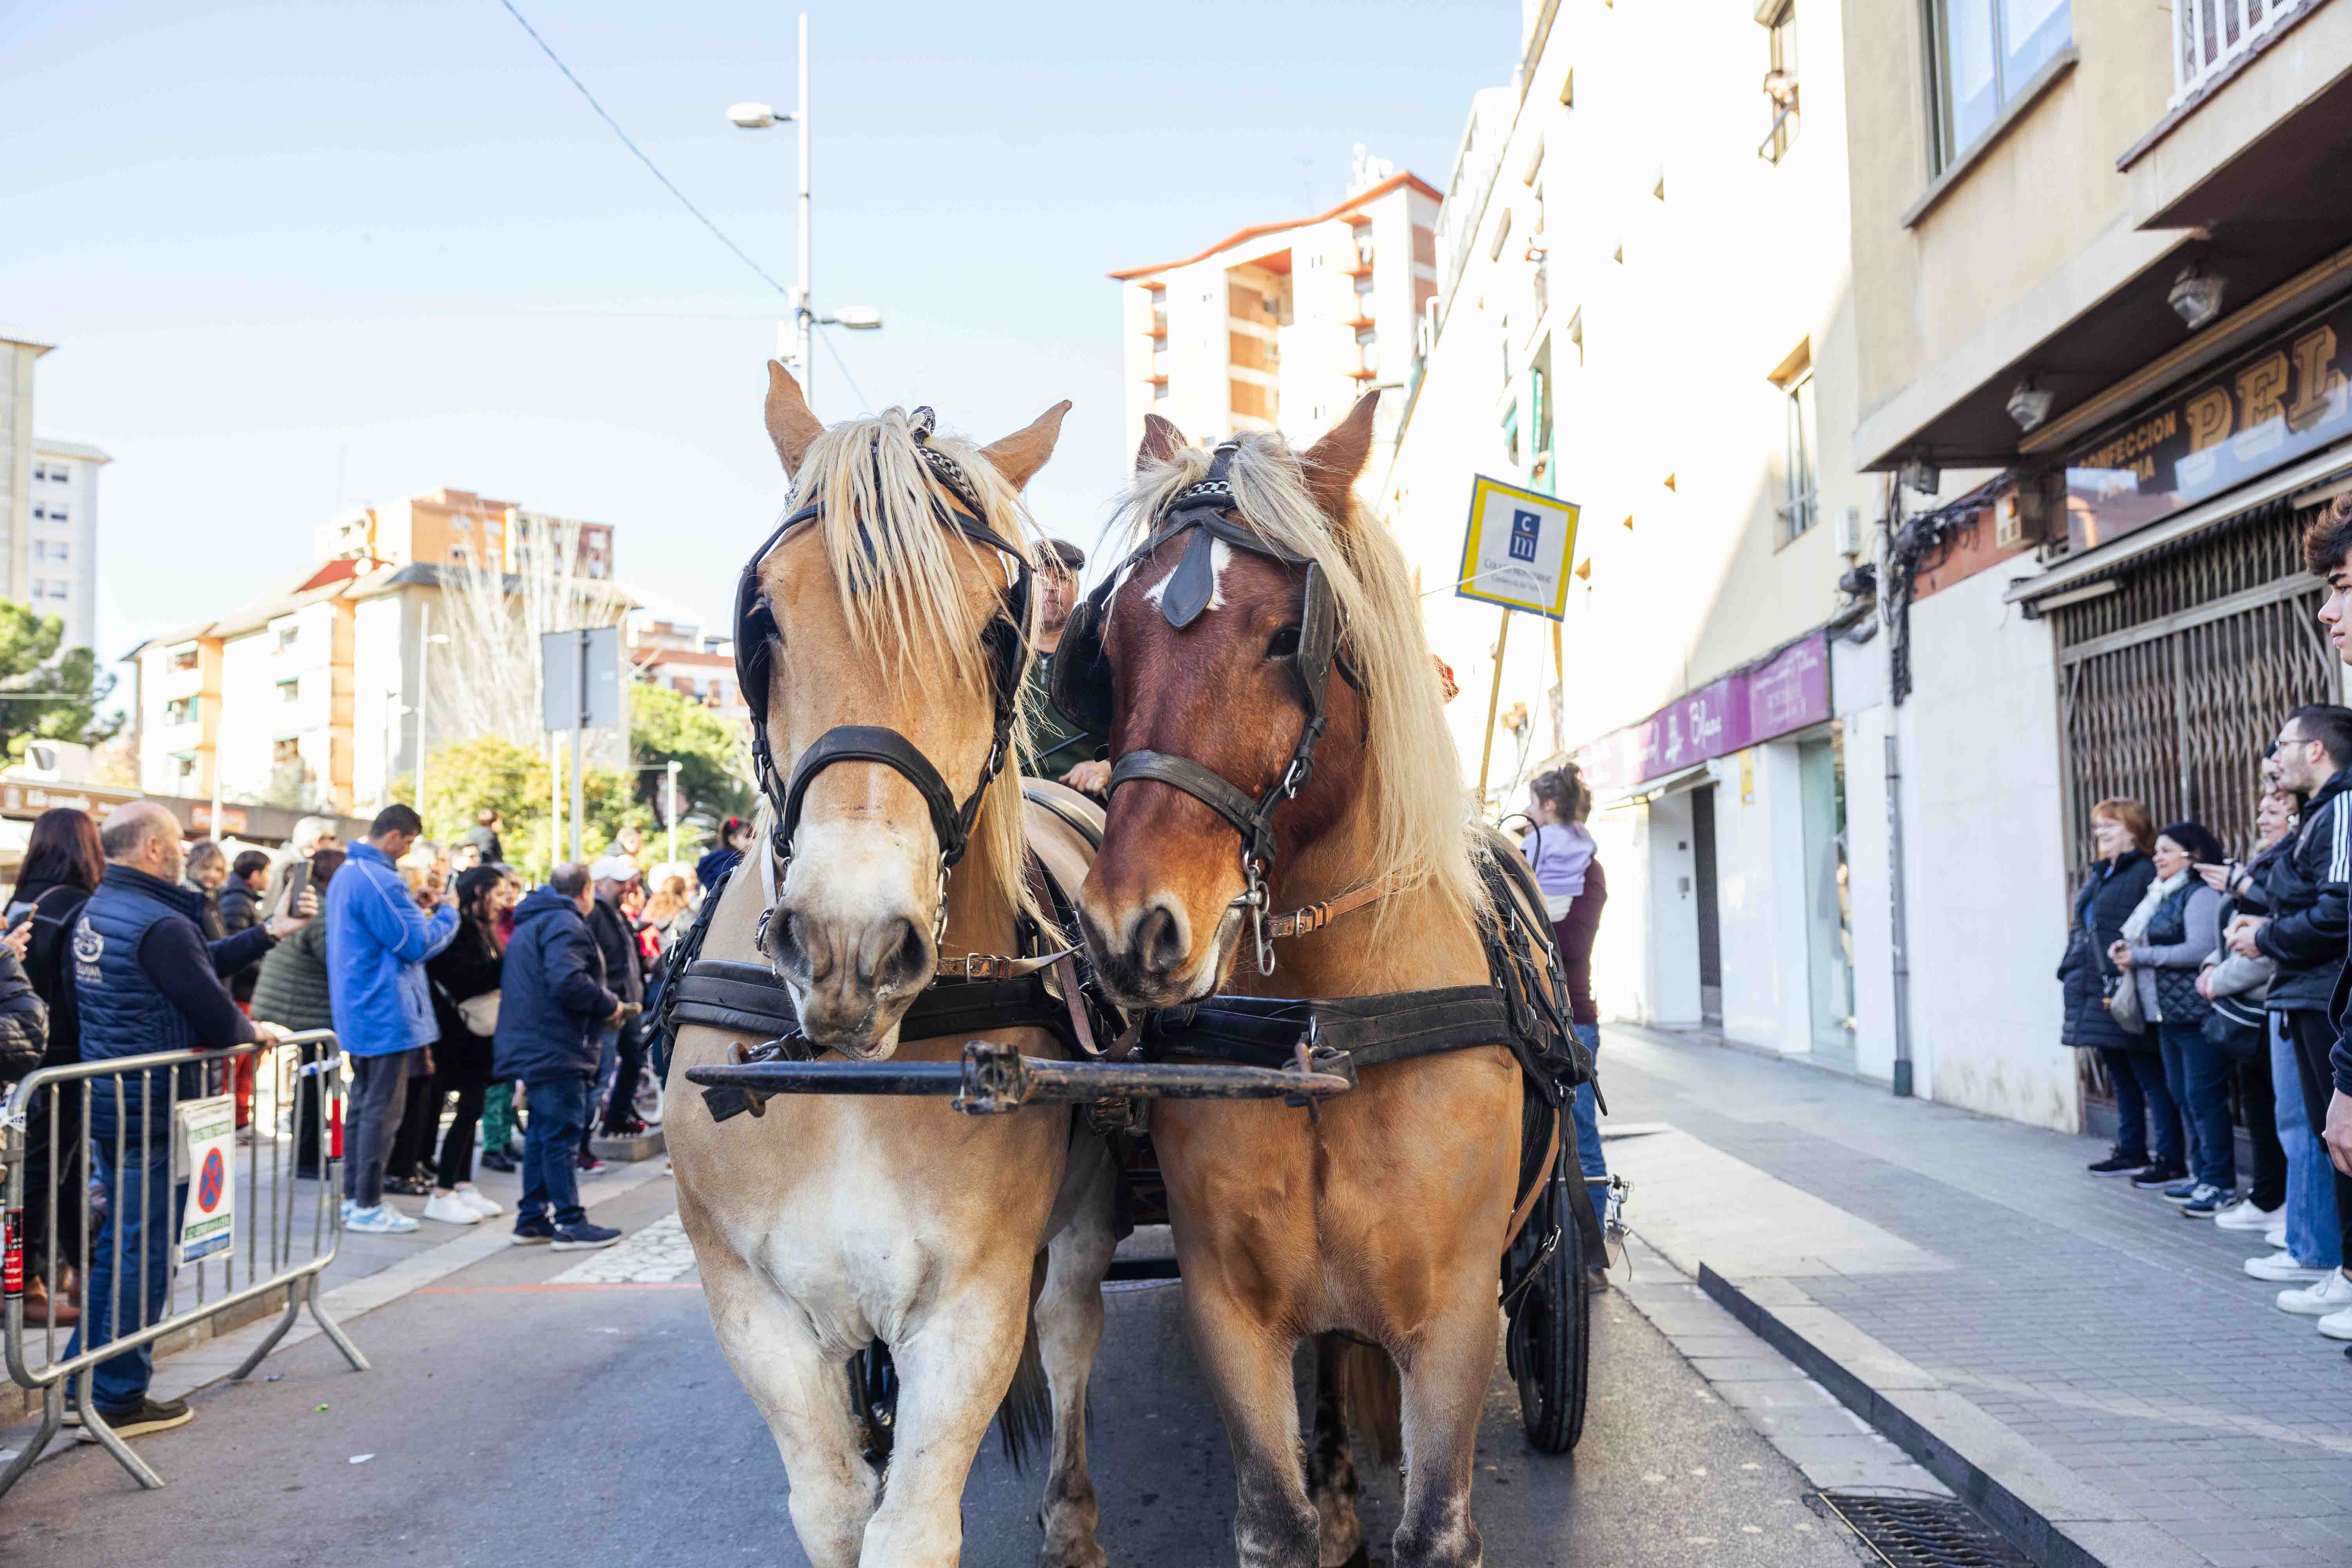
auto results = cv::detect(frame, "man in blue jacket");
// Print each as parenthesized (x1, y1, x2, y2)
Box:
(68, 800, 312, 1438)
(493, 863, 624, 1250)
(327, 804, 458, 1235)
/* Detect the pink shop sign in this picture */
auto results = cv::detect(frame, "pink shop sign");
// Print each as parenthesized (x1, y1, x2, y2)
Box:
(1572, 632, 1831, 791)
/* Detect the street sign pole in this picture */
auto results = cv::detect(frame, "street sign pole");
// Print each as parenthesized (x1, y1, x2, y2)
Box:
(570, 632, 588, 863)
(666, 759, 681, 864)
(1475, 607, 1512, 809)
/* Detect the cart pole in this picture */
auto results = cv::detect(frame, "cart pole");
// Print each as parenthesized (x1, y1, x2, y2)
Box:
(1475, 606, 1512, 813)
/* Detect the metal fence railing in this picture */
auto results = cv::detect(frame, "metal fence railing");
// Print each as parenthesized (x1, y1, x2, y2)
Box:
(0, 1029, 368, 1496)
(2174, 0, 2300, 103)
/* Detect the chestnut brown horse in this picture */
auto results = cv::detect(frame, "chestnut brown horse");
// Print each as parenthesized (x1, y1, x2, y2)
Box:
(1076, 394, 1526, 1567)
(668, 365, 1119, 1568)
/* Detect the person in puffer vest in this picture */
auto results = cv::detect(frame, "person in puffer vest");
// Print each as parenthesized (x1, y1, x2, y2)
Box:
(67, 800, 313, 1440)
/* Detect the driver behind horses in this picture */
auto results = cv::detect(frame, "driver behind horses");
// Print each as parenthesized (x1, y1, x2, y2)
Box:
(1024, 537, 1112, 797)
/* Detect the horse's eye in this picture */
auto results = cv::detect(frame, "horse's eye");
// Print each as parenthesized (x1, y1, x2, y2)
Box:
(1266, 626, 1301, 659)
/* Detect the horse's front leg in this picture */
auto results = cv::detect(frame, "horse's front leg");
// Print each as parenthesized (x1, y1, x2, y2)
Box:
(695, 1238, 878, 1568)
(859, 1282, 1034, 1567)
(1390, 1285, 1503, 1568)
(1036, 1132, 1119, 1568)
(1185, 1277, 1319, 1568)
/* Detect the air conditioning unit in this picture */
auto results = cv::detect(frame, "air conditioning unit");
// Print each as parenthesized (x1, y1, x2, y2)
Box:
(1833, 506, 1862, 559)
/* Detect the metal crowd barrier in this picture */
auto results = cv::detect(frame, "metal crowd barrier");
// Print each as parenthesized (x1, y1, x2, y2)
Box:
(0, 1028, 368, 1496)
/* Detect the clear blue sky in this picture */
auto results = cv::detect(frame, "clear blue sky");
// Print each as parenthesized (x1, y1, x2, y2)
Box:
(0, 0, 1519, 674)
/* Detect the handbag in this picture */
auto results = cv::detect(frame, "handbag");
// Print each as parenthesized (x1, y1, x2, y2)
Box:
(2104, 974, 2146, 1034)
(2203, 995, 2266, 1061)
(456, 989, 501, 1036)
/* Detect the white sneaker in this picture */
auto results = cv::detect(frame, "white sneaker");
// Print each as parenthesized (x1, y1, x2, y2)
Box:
(2265, 1218, 2289, 1249)
(453, 1182, 503, 1219)
(2212, 1196, 2282, 1232)
(2246, 1250, 2330, 1282)
(339, 1197, 356, 1223)
(2276, 1269, 2352, 1315)
(2320, 1306, 2352, 1341)
(344, 1203, 420, 1235)
(422, 1191, 482, 1226)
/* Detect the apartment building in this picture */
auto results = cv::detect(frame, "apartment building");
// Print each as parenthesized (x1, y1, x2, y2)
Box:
(0, 336, 50, 628)
(1111, 153, 1441, 475)
(316, 488, 615, 581)
(626, 616, 747, 724)
(1387, 0, 1884, 1078)
(1833, 0, 2352, 1132)
(30, 439, 105, 655)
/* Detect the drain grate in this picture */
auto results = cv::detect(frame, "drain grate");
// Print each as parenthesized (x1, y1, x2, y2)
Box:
(1809, 1490, 2035, 1568)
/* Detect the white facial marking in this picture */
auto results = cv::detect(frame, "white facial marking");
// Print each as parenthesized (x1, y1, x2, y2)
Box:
(1141, 538, 1231, 615)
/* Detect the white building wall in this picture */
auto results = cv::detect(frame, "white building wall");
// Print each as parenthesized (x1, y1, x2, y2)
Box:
(1897, 566, 2075, 1130)
(29, 443, 101, 655)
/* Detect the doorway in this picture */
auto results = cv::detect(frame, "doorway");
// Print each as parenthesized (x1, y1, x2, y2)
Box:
(1798, 730, 1857, 1071)
(1691, 784, 1723, 1026)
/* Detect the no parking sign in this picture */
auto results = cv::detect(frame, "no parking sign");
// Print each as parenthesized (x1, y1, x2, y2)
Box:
(175, 1094, 235, 1266)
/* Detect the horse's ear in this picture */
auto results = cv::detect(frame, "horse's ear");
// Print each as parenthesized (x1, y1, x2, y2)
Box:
(1137, 413, 1188, 471)
(764, 360, 824, 479)
(1301, 391, 1382, 521)
(981, 401, 1073, 490)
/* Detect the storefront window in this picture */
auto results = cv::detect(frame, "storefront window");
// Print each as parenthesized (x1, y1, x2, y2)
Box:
(1799, 729, 1857, 1063)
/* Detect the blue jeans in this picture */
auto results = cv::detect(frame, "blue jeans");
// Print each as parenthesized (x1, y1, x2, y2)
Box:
(1571, 1023, 1605, 1182)
(521, 1076, 590, 1230)
(2159, 1020, 2236, 1190)
(65, 1135, 181, 1414)
(2108, 1044, 2183, 1167)
(2273, 1016, 2343, 1269)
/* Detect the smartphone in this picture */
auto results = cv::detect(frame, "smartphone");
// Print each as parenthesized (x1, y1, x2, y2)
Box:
(272, 860, 311, 920)
(616, 1001, 644, 1021)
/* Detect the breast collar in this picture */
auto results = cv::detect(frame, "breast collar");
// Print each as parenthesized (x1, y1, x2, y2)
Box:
(731, 409, 1034, 949)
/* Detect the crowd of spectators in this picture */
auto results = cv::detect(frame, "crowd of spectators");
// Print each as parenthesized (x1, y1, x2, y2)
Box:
(0, 797, 708, 1440)
(2060, 703, 2352, 1346)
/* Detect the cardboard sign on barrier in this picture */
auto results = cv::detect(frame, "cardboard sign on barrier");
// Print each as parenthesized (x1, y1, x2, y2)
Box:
(175, 1094, 236, 1266)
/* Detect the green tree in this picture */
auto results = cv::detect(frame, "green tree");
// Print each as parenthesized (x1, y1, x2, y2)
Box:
(629, 682, 751, 824)
(0, 604, 117, 760)
(421, 733, 660, 880)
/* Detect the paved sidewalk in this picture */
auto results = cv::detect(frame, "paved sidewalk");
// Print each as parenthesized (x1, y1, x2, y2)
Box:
(1600, 1023, 2352, 1568)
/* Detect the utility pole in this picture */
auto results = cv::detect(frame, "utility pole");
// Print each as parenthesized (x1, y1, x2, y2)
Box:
(413, 600, 448, 808)
(793, 8, 811, 394)
(666, 759, 682, 865)
(570, 633, 587, 864)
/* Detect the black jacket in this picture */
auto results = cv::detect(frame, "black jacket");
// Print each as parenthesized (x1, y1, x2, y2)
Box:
(0, 949, 48, 1084)
(2255, 764, 2352, 1012)
(15, 882, 90, 1067)
(464, 824, 503, 865)
(492, 886, 618, 1084)
(426, 919, 503, 1090)
(2058, 851, 2155, 1051)
(586, 893, 645, 1008)
(218, 881, 265, 1003)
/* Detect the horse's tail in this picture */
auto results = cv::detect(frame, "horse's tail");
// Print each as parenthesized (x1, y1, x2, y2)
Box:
(1339, 1340, 1403, 1465)
(994, 1298, 1051, 1472)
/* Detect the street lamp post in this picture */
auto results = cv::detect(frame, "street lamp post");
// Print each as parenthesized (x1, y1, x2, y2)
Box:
(728, 12, 882, 404)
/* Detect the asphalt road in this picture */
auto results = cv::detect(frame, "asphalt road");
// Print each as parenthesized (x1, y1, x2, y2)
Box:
(2, 1176, 1870, 1567)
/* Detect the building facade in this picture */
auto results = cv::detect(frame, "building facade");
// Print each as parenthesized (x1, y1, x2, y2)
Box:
(316, 488, 615, 580)
(1386, 0, 1886, 1078)
(1111, 157, 1441, 476)
(31, 439, 105, 655)
(626, 617, 747, 724)
(1835, 0, 2352, 1131)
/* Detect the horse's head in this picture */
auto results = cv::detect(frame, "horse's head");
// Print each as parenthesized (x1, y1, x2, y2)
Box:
(1075, 397, 1387, 1008)
(745, 362, 1067, 1056)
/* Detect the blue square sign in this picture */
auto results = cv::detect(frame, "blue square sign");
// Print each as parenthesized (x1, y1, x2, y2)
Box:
(1508, 509, 1541, 563)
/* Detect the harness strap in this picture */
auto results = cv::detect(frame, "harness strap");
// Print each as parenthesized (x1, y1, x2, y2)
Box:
(781, 725, 969, 867)
(1109, 749, 1279, 869)
(1262, 877, 1405, 940)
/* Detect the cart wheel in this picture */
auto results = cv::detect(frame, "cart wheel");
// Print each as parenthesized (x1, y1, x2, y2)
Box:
(1507, 1177, 1590, 1454)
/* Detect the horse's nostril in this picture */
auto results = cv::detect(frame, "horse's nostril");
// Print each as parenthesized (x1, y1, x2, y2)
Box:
(765, 909, 814, 982)
(870, 916, 932, 994)
(1137, 902, 1187, 977)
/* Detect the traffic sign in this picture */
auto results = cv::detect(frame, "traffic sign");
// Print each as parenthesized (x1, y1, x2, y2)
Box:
(1455, 474, 1579, 621)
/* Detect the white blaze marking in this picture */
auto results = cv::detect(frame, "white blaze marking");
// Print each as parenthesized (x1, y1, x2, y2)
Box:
(1141, 538, 1231, 616)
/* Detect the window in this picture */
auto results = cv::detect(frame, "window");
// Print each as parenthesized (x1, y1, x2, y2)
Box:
(49, 506, 65, 523)
(272, 737, 302, 766)
(172, 754, 198, 787)
(166, 695, 201, 725)
(1760, 2, 1800, 163)
(1929, 0, 2071, 169)
(276, 676, 301, 704)
(47, 464, 69, 483)
(30, 507, 43, 522)
(276, 624, 299, 651)
(1779, 370, 1820, 542)
(170, 646, 200, 673)
(30, 467, 44, 483)
(1502, 404, 1521, 468)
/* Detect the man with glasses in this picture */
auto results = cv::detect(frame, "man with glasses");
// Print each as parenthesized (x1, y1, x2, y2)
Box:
(1024, 539, 1110, 798)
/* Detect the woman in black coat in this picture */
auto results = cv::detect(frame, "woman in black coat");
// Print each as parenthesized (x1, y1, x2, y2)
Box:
(2060, 798, 2184, 1181)
(416, 866, 508, 1224)
(6, 806, 99, 1326)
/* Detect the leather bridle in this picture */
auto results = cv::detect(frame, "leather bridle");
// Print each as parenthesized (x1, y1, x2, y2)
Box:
(733, 409, 1033, 950)
(1052, 440, 1361, 973)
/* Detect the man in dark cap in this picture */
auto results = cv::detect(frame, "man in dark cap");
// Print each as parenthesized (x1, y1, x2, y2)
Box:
(1025, 538, 1110, 797)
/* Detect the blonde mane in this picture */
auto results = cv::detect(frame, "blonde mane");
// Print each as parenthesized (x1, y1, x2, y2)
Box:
(771, 408, 1048, 932)
(1108, 434, 1487, 929)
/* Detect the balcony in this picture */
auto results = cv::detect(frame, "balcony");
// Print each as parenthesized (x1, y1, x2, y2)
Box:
(2174, 0, 2303, 103)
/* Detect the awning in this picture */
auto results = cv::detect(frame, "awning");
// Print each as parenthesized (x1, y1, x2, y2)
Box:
(2005, 441, 2352, 606)
(1599, 761, 1713, 809)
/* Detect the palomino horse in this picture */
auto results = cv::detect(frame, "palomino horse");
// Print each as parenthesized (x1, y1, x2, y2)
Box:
(667, 365, 1118, 1568)
(1077, 395, 1526, 1567)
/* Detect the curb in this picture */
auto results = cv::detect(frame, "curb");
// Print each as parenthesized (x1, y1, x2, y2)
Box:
(1697, 1265, 2209, 1568)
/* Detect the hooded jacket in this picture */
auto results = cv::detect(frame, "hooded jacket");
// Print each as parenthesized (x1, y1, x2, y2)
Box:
(325, 841, 459, 1057)
(2253, 764, 2352, 1013)
(492, 884, 618, 1083)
